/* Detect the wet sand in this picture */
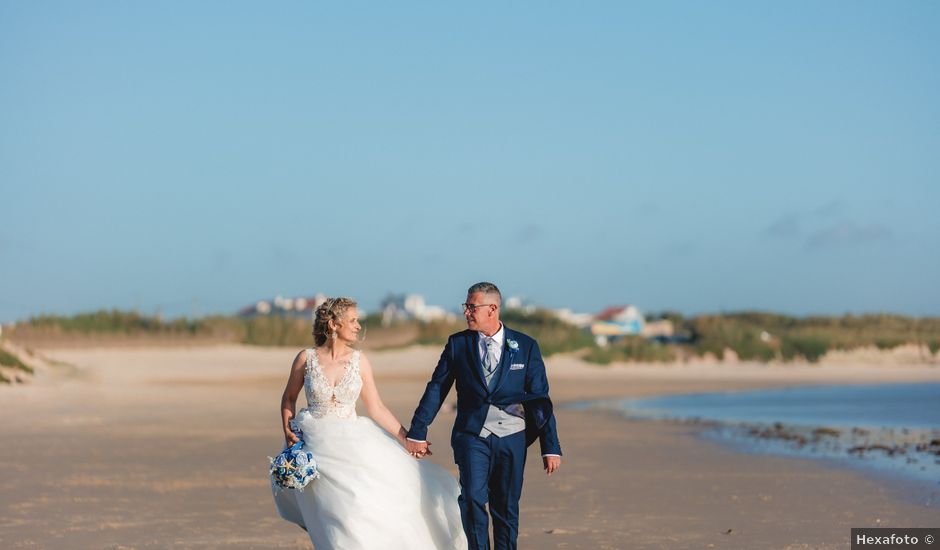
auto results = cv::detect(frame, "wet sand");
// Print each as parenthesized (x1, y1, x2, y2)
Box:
(1, 345, 938, 549)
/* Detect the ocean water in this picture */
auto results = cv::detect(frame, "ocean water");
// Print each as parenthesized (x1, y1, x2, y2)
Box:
(573, 383, 940, 500)
(625, 383, 940, 429)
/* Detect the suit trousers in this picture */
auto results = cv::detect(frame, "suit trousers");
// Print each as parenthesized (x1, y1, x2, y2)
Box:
(453, 430, 527, 550)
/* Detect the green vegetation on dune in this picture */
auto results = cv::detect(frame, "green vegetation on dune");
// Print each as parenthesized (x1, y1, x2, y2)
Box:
(0, 347, 33, 374)
(238, 316, 309, 346)
(8, 308, 940, 365)
(27, 309, 201, 334)
(929, 339, 940, 356)
(780, 335, 829, 363)
(414, 319, 464, 346)
(584, 336, 676, 364)
(684, 312, 940, 363)
(13, 310, 246, 343)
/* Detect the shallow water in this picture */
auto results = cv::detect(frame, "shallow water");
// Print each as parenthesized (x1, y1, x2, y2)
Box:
(571, 383, 940, 499)
(624, 383, 940, 429)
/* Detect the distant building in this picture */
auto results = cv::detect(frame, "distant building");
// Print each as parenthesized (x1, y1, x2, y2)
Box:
(503, 296, 536, 314)
(380, 294, 454, 326)
(550, 308, 594, 328)
(641, 319, 675, 338)
(590, 305, 646, 346)
(238, 294, 327, 319)
(593, 305, 644, 332)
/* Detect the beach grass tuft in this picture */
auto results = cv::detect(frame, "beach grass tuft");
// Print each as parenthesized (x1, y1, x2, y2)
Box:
(0, 348, 33, 374)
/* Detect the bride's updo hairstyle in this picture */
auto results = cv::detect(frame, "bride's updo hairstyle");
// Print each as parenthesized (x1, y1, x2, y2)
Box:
(313, 297, 357, 346)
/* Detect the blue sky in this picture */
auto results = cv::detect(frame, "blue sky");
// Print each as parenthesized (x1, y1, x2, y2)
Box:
(2, 2, 939, 321)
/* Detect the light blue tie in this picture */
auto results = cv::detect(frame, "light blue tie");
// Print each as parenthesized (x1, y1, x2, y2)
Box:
(484, 337, 499, 377)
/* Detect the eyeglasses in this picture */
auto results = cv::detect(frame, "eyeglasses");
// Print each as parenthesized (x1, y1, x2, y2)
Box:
(462, 303, 496, 313)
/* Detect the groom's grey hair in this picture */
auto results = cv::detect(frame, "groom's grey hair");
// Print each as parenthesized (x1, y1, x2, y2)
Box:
(467, 282, 501, 305)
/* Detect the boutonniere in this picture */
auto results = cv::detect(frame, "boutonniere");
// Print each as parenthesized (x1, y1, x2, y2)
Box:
(507, 339, 519, 351)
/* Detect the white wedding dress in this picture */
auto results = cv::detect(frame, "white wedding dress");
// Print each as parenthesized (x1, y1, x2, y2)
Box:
(273, 349, 467, 550)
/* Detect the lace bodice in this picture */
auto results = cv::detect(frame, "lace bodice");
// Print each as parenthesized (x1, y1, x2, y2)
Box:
(302, 348, 362, 419)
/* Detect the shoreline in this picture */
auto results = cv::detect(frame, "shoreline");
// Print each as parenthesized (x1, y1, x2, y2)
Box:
(2, 344, 940, 548)
(569, 389, 940, 506)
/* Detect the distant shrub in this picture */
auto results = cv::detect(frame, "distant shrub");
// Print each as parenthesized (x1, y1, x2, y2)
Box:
(727, 331, 777, 362)
(687, 315, 767, 360)
(241, 316, 311, 347)
(929, 339, 940, 356)
(781, 335, 829, 363)
(874, 338, 904, 350)
(415, 319, 464, 346)
(0, 348, 32, 373)
(584, 336, 676, 364)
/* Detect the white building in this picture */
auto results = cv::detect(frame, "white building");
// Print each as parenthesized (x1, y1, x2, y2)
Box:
(551, 308, 595, 328)
(381, 294, 454, 325)
(239, 294, 327, 318)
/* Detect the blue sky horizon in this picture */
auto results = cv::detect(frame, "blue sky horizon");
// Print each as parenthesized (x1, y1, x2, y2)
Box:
(2, 2, 939, 323)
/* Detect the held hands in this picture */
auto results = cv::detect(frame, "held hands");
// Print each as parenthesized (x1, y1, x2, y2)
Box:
(397, 427, 432, 458)
(543, 455, 561, 476)
(405, 439, 432, 459)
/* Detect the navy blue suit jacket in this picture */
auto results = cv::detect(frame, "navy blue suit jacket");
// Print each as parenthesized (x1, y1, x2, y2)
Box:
(407, 326, 562, 457)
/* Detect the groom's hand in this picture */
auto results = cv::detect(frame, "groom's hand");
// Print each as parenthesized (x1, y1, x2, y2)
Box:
(543, 456, 561, 476)
(405, 439, 432, 458)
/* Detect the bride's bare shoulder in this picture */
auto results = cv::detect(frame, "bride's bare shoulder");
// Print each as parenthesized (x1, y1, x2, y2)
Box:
(291, 348, 311, 368)
(357, 350, 373, 370)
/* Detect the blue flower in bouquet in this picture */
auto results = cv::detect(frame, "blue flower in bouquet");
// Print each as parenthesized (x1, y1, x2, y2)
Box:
(269, 437, 320, 492)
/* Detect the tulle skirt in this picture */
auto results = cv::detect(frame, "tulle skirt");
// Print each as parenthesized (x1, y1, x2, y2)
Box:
(273, 412, 467, 550)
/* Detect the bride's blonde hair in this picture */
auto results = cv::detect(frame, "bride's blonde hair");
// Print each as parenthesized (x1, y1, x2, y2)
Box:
(313, 297, 357, 346)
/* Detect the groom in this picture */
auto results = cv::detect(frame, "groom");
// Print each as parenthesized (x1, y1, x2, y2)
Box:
(406, 282, 562, 550)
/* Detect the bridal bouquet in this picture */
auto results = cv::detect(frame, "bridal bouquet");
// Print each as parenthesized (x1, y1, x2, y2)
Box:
(269, 435, 320, 492)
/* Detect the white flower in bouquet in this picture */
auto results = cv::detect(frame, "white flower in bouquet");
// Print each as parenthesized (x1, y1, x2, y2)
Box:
(269, 439, 320, 492)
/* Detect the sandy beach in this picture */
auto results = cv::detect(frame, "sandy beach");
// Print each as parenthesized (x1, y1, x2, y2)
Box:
(1, 344, 938, 549)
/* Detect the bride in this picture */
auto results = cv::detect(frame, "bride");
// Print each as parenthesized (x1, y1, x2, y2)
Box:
(274, 297, 467, 549)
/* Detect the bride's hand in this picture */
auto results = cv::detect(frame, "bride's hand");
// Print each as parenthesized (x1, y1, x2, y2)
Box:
(284, 428, 300, 446)
(405, 438, 432, 458)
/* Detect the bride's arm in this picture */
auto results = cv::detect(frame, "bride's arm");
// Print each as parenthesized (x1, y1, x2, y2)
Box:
(280, 350, 307, 445)
(358, 352, 409, 445)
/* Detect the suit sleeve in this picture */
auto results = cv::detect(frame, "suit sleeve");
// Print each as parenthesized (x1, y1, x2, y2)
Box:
(526, 341, 562, 456)
(406, 337, 456, 441)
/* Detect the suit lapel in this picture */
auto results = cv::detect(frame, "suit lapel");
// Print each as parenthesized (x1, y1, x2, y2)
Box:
(489, 327, 516, 395)
(465, 331, 488, 391)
